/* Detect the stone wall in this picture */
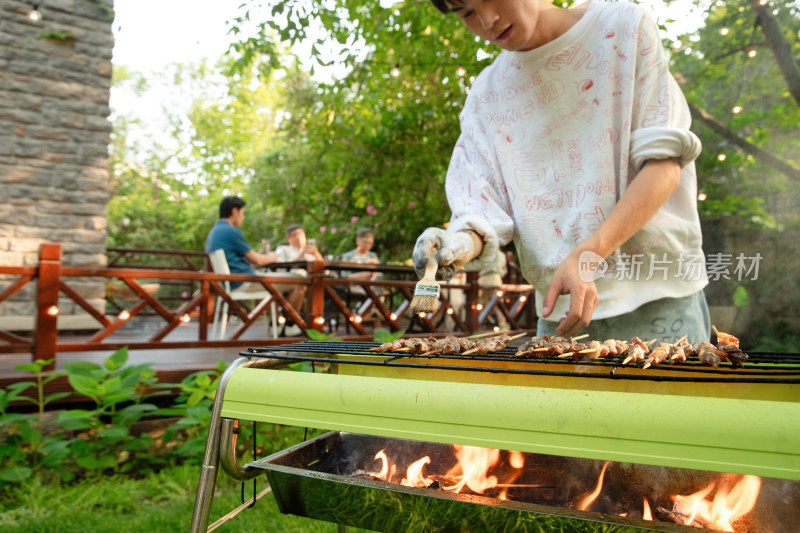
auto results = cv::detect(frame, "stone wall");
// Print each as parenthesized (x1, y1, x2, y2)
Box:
(0, 0, 114, 329)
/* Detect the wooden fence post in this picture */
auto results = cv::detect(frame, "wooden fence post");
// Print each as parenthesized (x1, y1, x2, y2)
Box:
(33, 243, 62, 370)
(307, 260, 325, 332)
(465, 270, 480, 333)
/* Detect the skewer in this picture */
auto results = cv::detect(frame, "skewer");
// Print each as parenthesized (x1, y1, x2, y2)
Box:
(507, 332, 527, 341)
(557, 352, 575, 358)
(494, 483, 556, 489)
(572, 334, 590, 341)
(470, 330, 510, 339)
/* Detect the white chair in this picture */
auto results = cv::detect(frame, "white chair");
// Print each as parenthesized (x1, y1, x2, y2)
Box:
(208, 249, 278, 340)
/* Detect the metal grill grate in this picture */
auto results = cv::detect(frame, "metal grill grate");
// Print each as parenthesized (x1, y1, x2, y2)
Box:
(242, 341, 800, 384)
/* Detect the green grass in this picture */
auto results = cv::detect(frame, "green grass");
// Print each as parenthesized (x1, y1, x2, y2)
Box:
(0, 464, 360, 532)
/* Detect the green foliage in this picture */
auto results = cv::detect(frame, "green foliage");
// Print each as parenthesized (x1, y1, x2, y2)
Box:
(373, 327, 405, 344)
(668, 0, 800, 230)
(40, 31, 76, 42)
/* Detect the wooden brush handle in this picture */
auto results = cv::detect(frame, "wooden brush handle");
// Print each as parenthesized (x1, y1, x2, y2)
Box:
(422, 253, 438, 281)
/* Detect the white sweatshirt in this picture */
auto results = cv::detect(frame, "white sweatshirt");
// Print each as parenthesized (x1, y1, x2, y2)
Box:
(446, 1, 708, 320)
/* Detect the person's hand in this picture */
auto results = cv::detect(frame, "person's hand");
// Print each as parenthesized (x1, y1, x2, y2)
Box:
(412, 228, 475, 281)
(541, 250, 599, 337)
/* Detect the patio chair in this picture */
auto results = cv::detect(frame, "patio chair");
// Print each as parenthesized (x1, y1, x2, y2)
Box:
(208, 249, 278, 340)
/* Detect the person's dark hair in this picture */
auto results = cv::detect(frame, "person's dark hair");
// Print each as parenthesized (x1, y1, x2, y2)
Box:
(430, 0, 450, 14)
(219, 196, 246, 218)
(286, 224, 304, 236)
(356, 227, 373, 238)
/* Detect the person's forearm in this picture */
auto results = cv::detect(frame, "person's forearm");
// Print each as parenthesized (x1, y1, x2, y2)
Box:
(460, 230, 485, 261)
(255, 251, 278, 266)
(575, 158, 681, 259)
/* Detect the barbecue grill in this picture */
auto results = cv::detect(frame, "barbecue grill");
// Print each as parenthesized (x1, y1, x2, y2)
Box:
(190, 340, 800, 532)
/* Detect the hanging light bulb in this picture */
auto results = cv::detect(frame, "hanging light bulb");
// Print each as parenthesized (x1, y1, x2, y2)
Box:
(732, 105, 742, 114)
(719, 26, 729, 36)
(456, 64, 466, 77)
(718, 153, 727, 161)
(697, 193, 708, 201)
(759, 0, 767, 5)
(46, 304, 59, 317)
(748, 49, 757, 58)
(390, 63, 400, 77)
(27, 4, 41, 21)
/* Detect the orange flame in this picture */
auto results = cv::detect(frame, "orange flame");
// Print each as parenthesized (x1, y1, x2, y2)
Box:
(576, 461, 610, 511)
(643, 498, 652, 521)
(373, 449, 389, 480)
(509, 450, 524, 469)
(442, 445, 500, 494)
(673, 475, 761, 531)
(402, 456, 433, 488)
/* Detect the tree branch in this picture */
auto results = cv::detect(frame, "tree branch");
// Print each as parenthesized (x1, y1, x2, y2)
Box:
(750, 0, 800, 105)
(687, 102, 800, 181)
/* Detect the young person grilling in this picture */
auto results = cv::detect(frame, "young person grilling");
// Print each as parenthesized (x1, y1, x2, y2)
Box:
(412, 0, 711, 342)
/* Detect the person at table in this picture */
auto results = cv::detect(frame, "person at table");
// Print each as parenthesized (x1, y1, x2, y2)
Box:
(204, 196, 278, 290)
(339, 227, 382, 295)
(273, 224, 324, 315)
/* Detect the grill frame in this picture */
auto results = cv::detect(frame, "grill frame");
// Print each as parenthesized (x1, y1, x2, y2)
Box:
(191, 341, 800, 532)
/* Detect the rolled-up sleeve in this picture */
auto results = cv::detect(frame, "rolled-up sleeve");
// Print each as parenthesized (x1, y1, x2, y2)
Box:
(445, 110, 515, 271)
(629, 10, 702, 171)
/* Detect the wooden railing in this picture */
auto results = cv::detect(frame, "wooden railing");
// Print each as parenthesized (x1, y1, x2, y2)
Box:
(0, 244, 537, 369)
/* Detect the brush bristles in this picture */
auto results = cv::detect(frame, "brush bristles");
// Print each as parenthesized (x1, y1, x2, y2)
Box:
(409, 295, 440, 314)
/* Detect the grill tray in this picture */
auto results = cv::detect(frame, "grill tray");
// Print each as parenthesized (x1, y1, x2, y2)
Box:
(249, 430, 712, 533)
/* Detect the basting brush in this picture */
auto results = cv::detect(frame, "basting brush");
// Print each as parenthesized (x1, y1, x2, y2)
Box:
(409, 254, 441, 315)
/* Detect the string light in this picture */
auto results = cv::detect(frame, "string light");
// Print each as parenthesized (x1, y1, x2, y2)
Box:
(519, 295, 527, 303)
(446, 307, 454, 315)
(456, 64, 466, 77)
(27, 4, 41, 21)
(719, 26, 729, 36)
(46, 305, 59, 317)
(180, 314, 191, 323)
(476, 303, 484, 311)
(748, 49, 757, 58)
(278, 315, 286, 325)
(118, 310, 130, 320)
(732, 105, 742, 114)
(417, 312, 426, 318)
(718, 153, 727, 161)
(496, 290, 503, 297)
(314, 316, 326, 325)
(390, 63, 400, 77)
(390, 313, 397, 320)
(759, 0, 767, 4)
(698, 193, 708, 201)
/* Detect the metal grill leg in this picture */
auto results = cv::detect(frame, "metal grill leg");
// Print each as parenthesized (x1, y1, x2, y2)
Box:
(190, 357, 250, 533)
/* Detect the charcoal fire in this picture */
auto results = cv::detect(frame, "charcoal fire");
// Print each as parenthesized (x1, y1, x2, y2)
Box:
(266, 432, 800, 533)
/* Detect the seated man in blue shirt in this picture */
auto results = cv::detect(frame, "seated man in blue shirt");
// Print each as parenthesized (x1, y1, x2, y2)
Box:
(205, 196, 278, 290)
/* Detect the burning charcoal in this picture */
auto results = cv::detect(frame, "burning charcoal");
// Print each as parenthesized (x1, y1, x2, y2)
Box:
(656, 506, 715, 530)
(349, 470, 384, 481)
